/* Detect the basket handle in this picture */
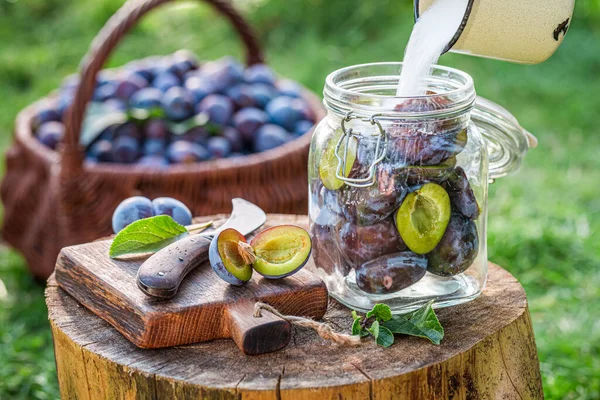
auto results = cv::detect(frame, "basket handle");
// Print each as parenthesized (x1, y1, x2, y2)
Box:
(62, 0, 264, 174)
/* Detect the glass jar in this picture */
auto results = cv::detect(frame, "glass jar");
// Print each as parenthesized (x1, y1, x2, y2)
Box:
(308, 62, 535, 313)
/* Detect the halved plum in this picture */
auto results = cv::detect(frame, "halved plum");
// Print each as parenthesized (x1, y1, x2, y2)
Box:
(319, 128, 357, 190)
(395, 182, 451, 254)
(250, 225, 312, 279)
(209, 228, 253, 285)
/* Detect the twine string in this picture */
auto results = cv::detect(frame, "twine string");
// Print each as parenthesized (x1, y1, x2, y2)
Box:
(253, 302, 361, 346)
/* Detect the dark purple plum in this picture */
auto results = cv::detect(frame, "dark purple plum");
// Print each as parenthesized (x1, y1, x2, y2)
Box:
(166, 141, 210, 164)
(356, 251, 427, 294)
(253, 124, 291, 152)
(201, 57, 244, 93)
(137, 155, 169, 168)
(184, 75, 215, 104)
(114, 122, 142, 141)
(197, 94, 234, 125)
(93, 81, 118, 102)
(401, 156, 457, 186)
(143, 139, 166, 156)
(226, 84, 256, 109)
(32, 105, 61, 131)
(243, 64, 276, 85)
(228, 152, 244, 158)
(125, 61, 154, 82)
(442, 167, 480, 220)
(161, 87, 194, 121)
(337, 219, 406, 267)
(167, 50, 199, 77)
(276, 79, 302, 98)
(209, 228, 252, 285)
(232, 107, 269, 141)
(57, 91, 74, 118)
(340, 166, 408, 226)
(174, 126, 210, 145)
(152, 71, 181, 92)
(249, 83, 277, 108)
(265, 96, 302, 131)
(250, 225, 312, 279)
(388, 126, 468, 166)
(293, 120, 314, 136)
(151, 197, 192, 225)
(114, 74, 147, 100)
(427, 213, 479, 277)
(221, 126, 244, 152)
(310, 223, 351, 276)
(144, 119, 169, 140)
(111, 196, 153, 233)
(207, 136, 232, 158)
(36, 121, 65, 150)
(112, 136, 140, 163)
(89, 139, 113, 162)
(130, 87, 163, 110)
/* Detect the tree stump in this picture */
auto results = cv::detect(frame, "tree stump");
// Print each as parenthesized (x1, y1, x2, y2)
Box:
(46, 215, 544, 400)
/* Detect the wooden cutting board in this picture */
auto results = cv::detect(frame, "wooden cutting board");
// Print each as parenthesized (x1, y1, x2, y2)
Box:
(54, 214, 328, 355)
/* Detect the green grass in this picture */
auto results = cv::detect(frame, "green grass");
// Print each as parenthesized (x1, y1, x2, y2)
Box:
(1, 0, 599, 398)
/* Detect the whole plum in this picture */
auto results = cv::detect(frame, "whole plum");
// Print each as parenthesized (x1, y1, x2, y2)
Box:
(36, 121, 65, 150)
(114, 74, 147, 100)
(340, 166, 408, 226)
(221, 126, 244, 153)
(143, 139, 166, 156)
(89, 139, 113, 162)
(197, 94, 234, 125)
(152, 72, 181, 92)
(442, 167, 480, 220)
(276, 79, 302, 98)
(115, 122, 142, 141)
(243, 64, 276, 85)
(355, 251, 427, 294)
(184, 75, 215, 104)
(112, 136, 140, 163)
(233, 108, 270, 142)
(161, 87, 195, 121)
(427, 213, 479, 277)
(32, 105, 61, 131)
(253, 124, 291, 152)
(226, 84, 256, 109)
(310, 223, 351, 276)
(138, 155, 169, 168)
(166, 141, 210, 164)
(207, 136, 232, 158)
(130, 88, 162, 110)
(387, 127, 467, 166)
(338, 219, 406, 267)
(145, 119, 169, 140)
(152, 197, 192, 226)
(249, 84, 277, 108)
(112, 196, 153, 233)
(265, 96, 302, 131)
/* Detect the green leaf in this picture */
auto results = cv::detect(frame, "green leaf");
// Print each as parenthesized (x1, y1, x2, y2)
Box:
(351, 310, 359, 321)
(366, 303, 393, 322)
(382, 300, 444, 345)
(168, 113, 209, 136)
(80, 102, 127, 148)
(376, 326, 395, 347)
(368, 320, 380, 339)
(351, 317, 363, 336)
(109, 216, 189, 258)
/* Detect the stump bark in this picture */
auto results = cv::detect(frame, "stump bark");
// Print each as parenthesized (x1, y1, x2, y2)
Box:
(46, 215, 544, 400)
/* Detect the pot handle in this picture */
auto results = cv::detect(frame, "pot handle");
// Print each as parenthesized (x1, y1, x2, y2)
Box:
(471, 96, 538, 181)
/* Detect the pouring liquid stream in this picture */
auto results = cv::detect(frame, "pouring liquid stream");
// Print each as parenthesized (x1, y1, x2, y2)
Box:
(396, 0, 469, 97)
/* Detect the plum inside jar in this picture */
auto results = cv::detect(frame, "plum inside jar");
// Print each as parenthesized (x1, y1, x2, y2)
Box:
(308, 63, 490, 313)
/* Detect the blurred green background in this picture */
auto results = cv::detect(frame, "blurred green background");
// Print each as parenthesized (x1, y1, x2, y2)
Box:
(0, 0, 599, 398)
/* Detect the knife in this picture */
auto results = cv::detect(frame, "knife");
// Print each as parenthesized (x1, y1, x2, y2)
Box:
(136, 198, 267, 299)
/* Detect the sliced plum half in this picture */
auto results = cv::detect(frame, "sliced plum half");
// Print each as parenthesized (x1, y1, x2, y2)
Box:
(395, 182, 451, 254)
(319, 128, 358, 191)
(209, 228, 253, 285)
(249, 225, 312, 279)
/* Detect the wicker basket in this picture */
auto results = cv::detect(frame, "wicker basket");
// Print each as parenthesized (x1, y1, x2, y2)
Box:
(0, 0, 325, 279)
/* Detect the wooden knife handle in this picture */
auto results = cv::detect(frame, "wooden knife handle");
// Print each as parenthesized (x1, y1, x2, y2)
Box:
(137, 235, 212, 299)
(226, 302, 292, 355)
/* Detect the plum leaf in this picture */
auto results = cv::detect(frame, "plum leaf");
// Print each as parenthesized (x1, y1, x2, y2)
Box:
(109, 215, 188, 258)
(376, 327, 395, 348)
(366, 303, 393, 322)
(382, 300, 444, 345)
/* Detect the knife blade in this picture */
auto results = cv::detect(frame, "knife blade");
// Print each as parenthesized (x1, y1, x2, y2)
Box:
(136, 198, 266, 299)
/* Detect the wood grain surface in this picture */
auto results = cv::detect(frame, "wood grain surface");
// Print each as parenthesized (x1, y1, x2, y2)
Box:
(54, 214, 327, 350)
(47, 214, 544, 399)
